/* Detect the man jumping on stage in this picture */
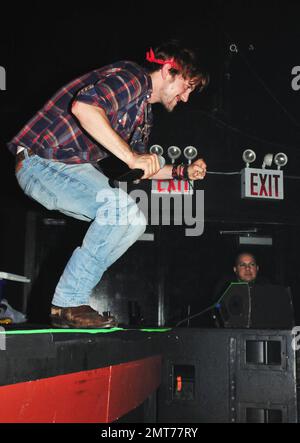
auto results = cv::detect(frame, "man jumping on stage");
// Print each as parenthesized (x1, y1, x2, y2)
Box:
(8, 40, 209, 328)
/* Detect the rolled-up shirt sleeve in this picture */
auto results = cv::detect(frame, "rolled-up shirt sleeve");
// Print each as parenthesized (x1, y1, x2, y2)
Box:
(72, 83, 109, 111)
(73, 68, 145, 116)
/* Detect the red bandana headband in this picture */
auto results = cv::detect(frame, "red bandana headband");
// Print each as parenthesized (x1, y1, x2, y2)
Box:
(146, 48, 181, 71)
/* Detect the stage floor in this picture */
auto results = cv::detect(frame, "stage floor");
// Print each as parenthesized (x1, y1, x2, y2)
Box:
(0, 326, 168, 423)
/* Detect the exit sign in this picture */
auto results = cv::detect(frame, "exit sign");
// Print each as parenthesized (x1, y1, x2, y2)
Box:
(151, 179, 193, 195)
(241, 168, 284, 200)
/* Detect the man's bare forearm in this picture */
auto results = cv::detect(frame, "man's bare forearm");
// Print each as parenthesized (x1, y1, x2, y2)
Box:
(72, 101, 134, 166)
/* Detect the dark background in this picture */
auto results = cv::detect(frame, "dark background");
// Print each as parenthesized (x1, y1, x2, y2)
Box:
(0, 0, 300, 326)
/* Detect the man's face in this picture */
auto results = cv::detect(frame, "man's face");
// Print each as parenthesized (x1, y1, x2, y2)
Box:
(160, 74, 195, 112)
(234, 254, 259, 283)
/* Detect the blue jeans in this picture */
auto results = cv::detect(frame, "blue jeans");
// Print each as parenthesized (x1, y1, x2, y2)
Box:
(16, 152, 146, 307)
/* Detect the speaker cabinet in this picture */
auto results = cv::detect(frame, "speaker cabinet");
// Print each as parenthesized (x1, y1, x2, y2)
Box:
(218, 283, 295, 329)
(157, 328, 297, 423)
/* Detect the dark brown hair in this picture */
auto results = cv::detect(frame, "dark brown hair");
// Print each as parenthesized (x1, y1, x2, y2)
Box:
(145, 40, 209, 92)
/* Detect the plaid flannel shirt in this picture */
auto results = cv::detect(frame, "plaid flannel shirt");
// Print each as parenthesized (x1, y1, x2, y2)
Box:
(8, 61, 153, 163)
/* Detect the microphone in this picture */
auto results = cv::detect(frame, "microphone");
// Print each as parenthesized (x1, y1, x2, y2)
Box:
(109, 155, 165, 188)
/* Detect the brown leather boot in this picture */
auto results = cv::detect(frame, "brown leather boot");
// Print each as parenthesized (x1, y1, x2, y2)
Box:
(50, 305, 118, 328)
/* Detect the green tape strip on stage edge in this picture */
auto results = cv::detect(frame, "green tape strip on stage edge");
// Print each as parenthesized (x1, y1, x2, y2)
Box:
(0, 327, 172, 335)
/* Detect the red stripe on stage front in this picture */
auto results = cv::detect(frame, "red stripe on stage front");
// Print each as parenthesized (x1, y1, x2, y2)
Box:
(0, 355, 161, 423)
